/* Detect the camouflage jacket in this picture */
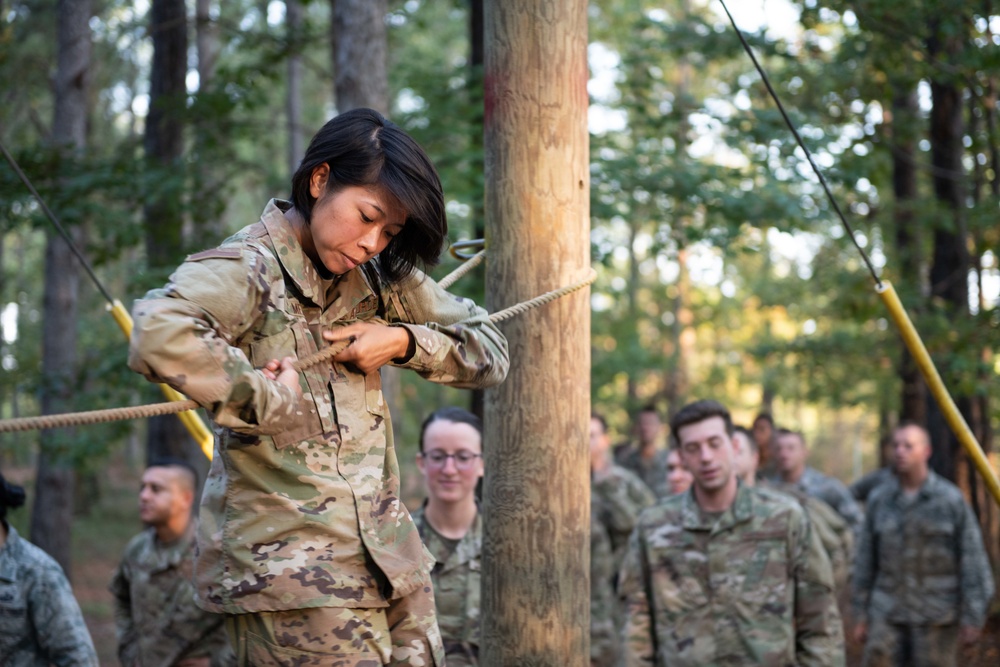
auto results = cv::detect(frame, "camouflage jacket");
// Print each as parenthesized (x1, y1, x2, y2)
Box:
(849, 466, 893, 503)
(0, 526, 98, 667)
(762, 481, 854, 593)
(615, 447, 670, 499)
(592, 464, 656, 566)
(109, 525, 234, 666)
(852, 471, 995, 628)
(589, 504, 619, 667)
(411, 506, 480, 666)
(619, 483, 845, 667)
(129, 200, 509, 614)
(789, 466, 864, 537)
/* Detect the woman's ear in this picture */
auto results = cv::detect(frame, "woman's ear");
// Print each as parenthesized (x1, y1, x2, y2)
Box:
(309, 163, 331, 198)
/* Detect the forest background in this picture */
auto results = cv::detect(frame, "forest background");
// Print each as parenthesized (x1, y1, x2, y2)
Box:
(0, 0, 998, 659)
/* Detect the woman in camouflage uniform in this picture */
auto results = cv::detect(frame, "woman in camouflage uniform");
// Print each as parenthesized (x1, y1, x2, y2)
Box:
(412, 407, 484, 666)
(129, 109, 509, 666)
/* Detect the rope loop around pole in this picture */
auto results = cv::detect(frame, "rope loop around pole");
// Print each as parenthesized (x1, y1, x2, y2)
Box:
(0, 263, 596, 434)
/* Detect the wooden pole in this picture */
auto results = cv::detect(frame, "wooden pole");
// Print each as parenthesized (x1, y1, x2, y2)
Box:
(481, 2, 591, 665)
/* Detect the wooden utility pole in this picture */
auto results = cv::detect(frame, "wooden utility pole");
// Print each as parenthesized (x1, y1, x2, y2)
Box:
(481, 2, 591, 665)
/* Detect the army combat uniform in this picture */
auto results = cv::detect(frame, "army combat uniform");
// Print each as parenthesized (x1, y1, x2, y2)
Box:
(129, 200, 509, 666)
(589, 501, 619, 667)
(615, 447, 670, 499)
(619, 483, 845, 667)
(785, 466, 864, 537)
(0, 525, 98, 666)
(109, 524, 235, 666)
(592, 464, 656, 566)
(852, 471, 995, 667)
(410, 506, 481, 666)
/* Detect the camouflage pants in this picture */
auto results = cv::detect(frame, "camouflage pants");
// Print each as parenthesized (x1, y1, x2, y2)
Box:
(225, 587, 444, 667)
(861, 621, 959, 667)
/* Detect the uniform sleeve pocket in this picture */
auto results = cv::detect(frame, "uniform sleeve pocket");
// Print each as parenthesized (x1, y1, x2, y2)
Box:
(249, 328, 296, 368)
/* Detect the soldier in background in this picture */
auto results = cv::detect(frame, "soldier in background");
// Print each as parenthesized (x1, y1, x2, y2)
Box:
(589, 498, 619, 667)
(614, 404, 670, 498)
(773, 428, 864, 536)
(665, 447, 693, 496)
(590, 413, 656, 566)
(619, 399, 844, 666)
(412, 407, 483, 666)
(0, 472, 98, 666)
(752, 412, 777, 476)
(110, 459, 234, 667)
(852, 423, 995, 667)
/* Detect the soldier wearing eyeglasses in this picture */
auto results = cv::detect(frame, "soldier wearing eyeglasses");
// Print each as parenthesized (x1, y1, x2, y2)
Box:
(412, 407, 484, 666)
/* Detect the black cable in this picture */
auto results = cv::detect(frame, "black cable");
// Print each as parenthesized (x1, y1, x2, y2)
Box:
(0, 138, 116, 304)
(718, 0, 883, 288)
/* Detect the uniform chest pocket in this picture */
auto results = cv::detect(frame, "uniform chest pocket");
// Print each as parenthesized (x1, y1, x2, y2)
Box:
(249, 326, 329, 448)
(249, 328, 296, 368)
(739, 532, 788, 591)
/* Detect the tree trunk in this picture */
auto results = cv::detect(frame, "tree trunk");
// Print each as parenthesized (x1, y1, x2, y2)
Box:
(481, 1, 591, 664)
(329, 0, 388, 114)
(286, 0, 305, 176)
(195, 0, 217, 90)
(888, 82, 927, 425)
(925, 18, 971, 483)
(30, 0, 92, 575)
(145, 0, 200, 468)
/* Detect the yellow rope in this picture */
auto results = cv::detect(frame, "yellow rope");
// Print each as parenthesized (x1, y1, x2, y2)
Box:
(0, 266, 596, 434)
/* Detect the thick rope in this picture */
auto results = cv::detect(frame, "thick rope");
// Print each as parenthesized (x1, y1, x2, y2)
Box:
(0, 270, 595, 433)
(438, 250, 486, 290)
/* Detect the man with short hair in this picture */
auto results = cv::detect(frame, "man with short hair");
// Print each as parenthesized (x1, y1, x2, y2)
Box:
(620, 399, 844, 666)
(614, 405, 670, 498)
(773, 428, 864, 535)
(665, 447, 693, 496)
(852, 423, 995, 667)
(110, 460, 234, 667)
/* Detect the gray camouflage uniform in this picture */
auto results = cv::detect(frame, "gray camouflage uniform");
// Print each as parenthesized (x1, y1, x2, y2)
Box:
(615, 447, 670, 499)
(619, 483, 845, 667)
(787, 466, 864, 536)
(411, 506, 481, 666)
(0, 525, 98, 667)
(589, 502, 619, 667)
(110, 525, 234, 666)
(852, 471, 995, 667)
(129, 200, 509, 665)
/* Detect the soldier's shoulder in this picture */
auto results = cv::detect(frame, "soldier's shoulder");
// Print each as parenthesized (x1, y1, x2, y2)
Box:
(6, 534, 70, 586)
(636, 493, 685, 526)
(608, 463, 647, 487)
(749, 485, 808, 524)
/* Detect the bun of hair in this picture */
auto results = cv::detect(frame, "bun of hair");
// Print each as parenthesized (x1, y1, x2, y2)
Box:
(0, 474, 26, 511)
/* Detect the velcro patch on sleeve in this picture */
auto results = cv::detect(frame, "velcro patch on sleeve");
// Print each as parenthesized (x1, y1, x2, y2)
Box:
(185, 248, 243, 262)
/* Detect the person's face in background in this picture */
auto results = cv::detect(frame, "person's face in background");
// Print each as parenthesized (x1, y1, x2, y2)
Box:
(666, 448, 694, 495)
(417, 419, 484, 505)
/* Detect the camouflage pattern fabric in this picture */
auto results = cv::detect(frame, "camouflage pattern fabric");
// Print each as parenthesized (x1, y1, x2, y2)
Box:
(860, 620, 959, 667)
(592, 464, 656, 567)
(850, 467, 894, 503)
(619, 483, 845, 667)
(411, 506, 480, 666)
(109, 525, 234, 666)
(0, 525, 98, 667)
(852, 471, 995, 630)
(787, 466, 864, 536)
(615, 447, 670, 499)
(128, 201, 508, 628)
(764, 480, 854, 592)
(590, 495, 620, 667)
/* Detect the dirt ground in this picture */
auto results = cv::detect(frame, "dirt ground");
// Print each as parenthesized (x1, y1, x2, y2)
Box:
(7, 460, 1000, 665)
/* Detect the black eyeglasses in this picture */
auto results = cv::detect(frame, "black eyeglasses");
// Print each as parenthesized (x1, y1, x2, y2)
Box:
(420, 451, 483, 470)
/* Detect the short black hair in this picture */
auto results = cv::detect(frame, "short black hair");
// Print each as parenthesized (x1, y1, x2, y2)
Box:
(418, 407, 483, 453)
(147, 457, 199, 491)
(290, 108, 446, 283)
(669, 399, 734, 446)
(0, 473, 26, 520)
(753, 413, 774, 427)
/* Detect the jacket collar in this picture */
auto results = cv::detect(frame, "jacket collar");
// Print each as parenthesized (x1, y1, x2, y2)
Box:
(680, 480, 753, 533)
